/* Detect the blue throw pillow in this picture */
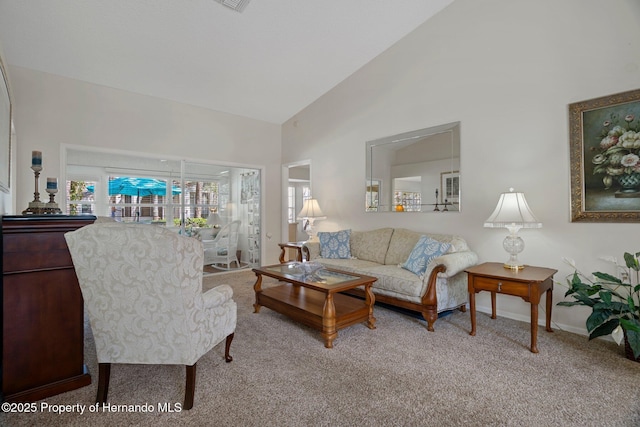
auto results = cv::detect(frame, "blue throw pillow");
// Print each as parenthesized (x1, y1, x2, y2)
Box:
(318, 229, 351, 259)
(401, 235, 451, 277)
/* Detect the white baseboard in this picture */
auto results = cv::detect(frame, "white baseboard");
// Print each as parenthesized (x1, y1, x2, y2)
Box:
(473, 306, 590, 337)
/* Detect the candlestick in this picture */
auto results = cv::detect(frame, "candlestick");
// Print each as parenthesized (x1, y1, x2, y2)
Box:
(22, 167, 45, 214)
(44, 176, 62, 214)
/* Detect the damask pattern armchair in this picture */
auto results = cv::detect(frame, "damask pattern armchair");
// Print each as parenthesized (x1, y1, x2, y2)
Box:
(65, 222, 237, 410)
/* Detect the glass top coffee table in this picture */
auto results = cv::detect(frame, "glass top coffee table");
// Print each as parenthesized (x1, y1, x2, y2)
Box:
(252, 263, 378, 348)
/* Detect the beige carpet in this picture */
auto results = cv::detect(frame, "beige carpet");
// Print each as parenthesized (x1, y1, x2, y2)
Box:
(3, 270, 640, 426)
(203, 262, 251, 275)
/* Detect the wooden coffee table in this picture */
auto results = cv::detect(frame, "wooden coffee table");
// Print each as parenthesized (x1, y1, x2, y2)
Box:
(252, 263, 377, 348)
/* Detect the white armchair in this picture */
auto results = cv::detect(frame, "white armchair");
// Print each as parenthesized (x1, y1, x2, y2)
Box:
(64, 222, 237, 410)
(203, 220, 242, 270)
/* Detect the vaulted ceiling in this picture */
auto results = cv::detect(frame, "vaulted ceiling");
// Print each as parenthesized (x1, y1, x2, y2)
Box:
(0, 0, 454, 124)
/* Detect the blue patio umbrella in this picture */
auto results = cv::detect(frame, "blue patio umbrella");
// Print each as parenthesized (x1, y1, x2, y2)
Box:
(87, 177, 181, 196)
(87, 177, 182, 221)
(107, 177, 181, 197)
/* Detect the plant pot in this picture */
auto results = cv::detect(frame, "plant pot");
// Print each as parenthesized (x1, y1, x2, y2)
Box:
(616, 172, 640, 193)
(624, 334, 640, 362)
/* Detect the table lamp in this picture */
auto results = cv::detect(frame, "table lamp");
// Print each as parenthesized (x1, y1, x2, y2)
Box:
(297, 199, 326, 242)
(484, 188, 542, 270)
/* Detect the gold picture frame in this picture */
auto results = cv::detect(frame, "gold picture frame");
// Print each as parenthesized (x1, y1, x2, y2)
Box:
(569, 88, 640, 222)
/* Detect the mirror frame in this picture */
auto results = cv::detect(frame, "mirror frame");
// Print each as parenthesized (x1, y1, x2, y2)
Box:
(366, 121, 460, 213)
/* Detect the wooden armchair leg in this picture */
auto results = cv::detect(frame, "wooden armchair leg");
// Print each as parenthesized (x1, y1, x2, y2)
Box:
(225, 333, 234, 363)
(184, 364, 196, 410)
(96, 363, 111, 405)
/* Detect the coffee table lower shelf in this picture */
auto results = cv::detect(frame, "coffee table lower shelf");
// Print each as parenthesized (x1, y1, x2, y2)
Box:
(255, 283, 375, 348)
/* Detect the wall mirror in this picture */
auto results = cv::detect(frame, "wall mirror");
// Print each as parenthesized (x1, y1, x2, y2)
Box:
(366, 121, 460, 212)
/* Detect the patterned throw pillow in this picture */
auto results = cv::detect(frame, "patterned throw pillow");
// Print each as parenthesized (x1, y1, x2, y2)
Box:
(318, 229, 352, 259)
(401, 235, 451, 277)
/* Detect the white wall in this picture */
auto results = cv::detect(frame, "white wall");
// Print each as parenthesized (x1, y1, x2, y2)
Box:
(9, 66, 283, 263)
(282, 0, 640, 334)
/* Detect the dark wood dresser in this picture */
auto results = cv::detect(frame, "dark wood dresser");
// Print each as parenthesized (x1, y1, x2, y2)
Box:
(1, 215, 95, 402)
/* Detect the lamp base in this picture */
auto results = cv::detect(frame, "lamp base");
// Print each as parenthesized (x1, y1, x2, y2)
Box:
(503, 234, 525, 271)
(503, 261, 525, 271)
(303, 219, 319, 242)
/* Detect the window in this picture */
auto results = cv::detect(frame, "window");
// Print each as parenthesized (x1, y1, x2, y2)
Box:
(366, 180, 380, 212)
(94, 176, 182, 223)
(394, 191, 421, 212)
(66, 179, 97, 215)
(287, 186, 296, 223)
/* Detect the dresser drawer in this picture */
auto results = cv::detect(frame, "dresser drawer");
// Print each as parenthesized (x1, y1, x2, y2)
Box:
(473, 277, 530, 298)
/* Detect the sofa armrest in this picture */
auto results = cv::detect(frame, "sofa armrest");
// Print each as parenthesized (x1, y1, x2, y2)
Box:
(428, 251, 479, 278)
(203, 284, 234, 309)
(303, 241, 321, 260)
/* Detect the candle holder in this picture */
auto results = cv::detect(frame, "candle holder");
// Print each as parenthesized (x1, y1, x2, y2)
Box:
(22, 164, 46, 215)
(44, 178, 62, 214)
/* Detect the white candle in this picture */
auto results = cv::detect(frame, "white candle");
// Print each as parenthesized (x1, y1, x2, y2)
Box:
(46, 177, 58, 190)
(32, 150, 42, 167)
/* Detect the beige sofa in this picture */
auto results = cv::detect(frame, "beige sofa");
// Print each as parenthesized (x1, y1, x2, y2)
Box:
(303, 228, 478, 331)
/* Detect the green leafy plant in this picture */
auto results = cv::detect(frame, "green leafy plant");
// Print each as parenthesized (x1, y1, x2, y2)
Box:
(172, 217, 208, 227)
(69, 180, 86, 215)
(558, 252, 640, 359)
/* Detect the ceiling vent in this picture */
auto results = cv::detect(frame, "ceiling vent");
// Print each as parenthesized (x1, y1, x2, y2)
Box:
(214, 0, 251, 13)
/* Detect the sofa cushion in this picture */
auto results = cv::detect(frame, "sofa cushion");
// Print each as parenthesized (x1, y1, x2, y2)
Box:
(314, 257, 380, 273)
(360, 264, 424, 302)
(401, 235, 451, 276)
(384, 228, 423, 265)
(350, 228, 393, 264)
(318, 229, 351, 259)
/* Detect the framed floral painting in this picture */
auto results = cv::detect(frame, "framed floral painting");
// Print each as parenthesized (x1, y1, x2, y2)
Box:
(569, 88, 640, 222)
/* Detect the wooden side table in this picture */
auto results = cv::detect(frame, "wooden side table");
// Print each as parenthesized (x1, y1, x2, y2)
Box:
(278, 242, 310, 263)
(466, 262, 557, 353)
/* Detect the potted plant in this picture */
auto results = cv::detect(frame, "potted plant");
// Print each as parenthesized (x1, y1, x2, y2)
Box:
(558, 252, 640, 361)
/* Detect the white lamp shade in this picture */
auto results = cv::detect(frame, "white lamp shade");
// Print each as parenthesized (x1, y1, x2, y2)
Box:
(297, 199, 327, 220)
(484, 190, 541, 229)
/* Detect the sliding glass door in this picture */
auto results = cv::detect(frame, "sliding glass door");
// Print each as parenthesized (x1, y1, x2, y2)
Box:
(64, 147, 262, 267)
